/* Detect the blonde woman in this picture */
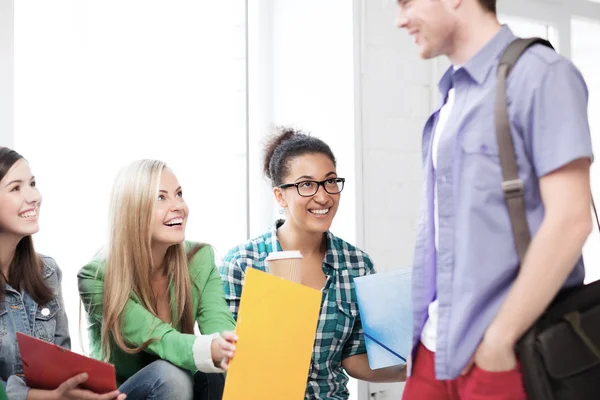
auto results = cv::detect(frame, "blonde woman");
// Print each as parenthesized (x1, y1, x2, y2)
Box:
(78, 160, 237, 400)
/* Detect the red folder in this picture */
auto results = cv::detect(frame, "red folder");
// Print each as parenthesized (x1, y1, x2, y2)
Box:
(17, 332, 117, 393)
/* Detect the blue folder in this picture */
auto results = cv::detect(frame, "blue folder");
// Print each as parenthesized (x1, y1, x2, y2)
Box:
(354, 268, 413, 370)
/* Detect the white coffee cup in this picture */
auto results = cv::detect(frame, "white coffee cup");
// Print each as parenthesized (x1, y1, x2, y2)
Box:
(265, 251, 303, 283)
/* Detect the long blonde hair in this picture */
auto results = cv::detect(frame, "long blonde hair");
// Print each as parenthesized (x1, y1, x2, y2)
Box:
(100, 159, 194, 361)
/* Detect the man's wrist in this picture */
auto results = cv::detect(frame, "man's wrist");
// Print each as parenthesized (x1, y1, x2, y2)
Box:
(484, 322, 519, 349)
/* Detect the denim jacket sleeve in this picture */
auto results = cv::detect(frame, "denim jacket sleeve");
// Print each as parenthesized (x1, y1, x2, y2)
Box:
(6, 375, 29, 400)
(50, 263, 71, 349)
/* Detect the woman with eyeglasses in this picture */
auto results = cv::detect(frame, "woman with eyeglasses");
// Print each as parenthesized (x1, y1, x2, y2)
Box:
(219, 127, 406, 400)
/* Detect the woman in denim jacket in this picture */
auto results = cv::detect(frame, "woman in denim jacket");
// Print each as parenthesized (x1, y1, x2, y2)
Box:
(0, 147, 125, 400)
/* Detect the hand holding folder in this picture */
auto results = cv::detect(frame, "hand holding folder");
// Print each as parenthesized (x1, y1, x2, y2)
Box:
(355, 268, 413, 370)
(223, 268, 322, 400)
(16, 332, 118, 394)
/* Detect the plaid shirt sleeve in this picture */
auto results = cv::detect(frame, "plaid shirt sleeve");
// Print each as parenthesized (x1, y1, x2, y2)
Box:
(219, 253, 245, 321)
(341, 255, 376, 359)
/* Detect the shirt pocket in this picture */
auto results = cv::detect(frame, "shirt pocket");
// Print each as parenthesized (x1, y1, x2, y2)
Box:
(459, 122, 502, 191)
(33, 298, 60, 342)
(333, 300, 358, 345)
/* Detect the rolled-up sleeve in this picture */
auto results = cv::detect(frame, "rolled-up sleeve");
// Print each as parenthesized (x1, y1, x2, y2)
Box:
(6, 375, 29, 400)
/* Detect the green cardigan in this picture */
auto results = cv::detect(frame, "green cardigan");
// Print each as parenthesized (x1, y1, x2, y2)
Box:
(77, 242, 236, 385)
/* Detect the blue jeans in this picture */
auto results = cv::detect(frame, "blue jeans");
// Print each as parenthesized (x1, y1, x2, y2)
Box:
(193, 370, 225, 400)
(119, 360, 194, 400)
(118, 360, 225, 400)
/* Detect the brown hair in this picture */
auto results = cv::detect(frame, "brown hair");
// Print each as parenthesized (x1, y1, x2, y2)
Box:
(0, 147, 54, 304)
(263, 126, 337, 187)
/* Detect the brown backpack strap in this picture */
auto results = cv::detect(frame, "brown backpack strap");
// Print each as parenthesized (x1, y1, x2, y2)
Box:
(495, 38, 553, 262)
(593, 198, 600, 233)
(496, 37, 599, 262)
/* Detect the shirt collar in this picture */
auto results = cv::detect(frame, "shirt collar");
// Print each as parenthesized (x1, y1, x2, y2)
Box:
(438, 25, 516, 97)
(267, 220, 339, 270)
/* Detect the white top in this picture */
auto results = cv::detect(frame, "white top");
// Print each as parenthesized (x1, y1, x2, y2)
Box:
(193, 333, 224, 373)
(265, 250, 303, 260)
(421, 86, 456, 353)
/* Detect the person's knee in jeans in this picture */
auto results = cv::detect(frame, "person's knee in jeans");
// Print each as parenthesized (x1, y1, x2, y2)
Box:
(151, 360, 194, 399)
(124, 360, 193, 400)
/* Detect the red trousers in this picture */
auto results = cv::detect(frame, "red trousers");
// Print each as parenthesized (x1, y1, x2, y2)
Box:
(402, 343, 527, 400)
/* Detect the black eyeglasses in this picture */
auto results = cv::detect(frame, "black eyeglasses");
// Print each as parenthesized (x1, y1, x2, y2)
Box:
(278, 178, 345, 197)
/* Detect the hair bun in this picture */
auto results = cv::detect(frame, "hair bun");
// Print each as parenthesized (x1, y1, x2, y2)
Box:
(263, 126, 298, 179)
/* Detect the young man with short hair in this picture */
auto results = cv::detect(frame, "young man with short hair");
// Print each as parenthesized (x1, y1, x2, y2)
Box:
(396, 0, 594, 398)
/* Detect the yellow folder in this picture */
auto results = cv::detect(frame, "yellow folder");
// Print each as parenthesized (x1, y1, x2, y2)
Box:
(223, 268, 322, 400)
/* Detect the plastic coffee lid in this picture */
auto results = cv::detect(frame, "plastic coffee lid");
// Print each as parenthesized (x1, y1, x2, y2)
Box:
(265, 250, 303, 260)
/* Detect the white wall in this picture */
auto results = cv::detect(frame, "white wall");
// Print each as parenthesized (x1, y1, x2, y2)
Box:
(247, 0, 357, 244)
(358, 0, 430, 269)
(12, 0, 249, 353)
(269, 0, 357, 244)
(356, 0, 431, 397)
(0, 0, 13, 148)
(248, 0, 278, 238)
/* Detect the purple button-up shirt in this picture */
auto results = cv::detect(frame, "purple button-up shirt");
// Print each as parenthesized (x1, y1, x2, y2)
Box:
(411, 26, 594, 380)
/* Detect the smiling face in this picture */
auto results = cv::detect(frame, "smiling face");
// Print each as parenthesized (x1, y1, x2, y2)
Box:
(0, 159, 42, 239)
(396, 0, 458, 60)
(150, 168, 189, 248)
(274, 153, 341, 234)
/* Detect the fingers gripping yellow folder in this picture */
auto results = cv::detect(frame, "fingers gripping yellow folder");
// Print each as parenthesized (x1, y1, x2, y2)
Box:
(223, 268, 321, 400)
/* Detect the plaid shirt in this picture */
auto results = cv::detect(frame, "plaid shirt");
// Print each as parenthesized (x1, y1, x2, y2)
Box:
(219, 220, 375, 399)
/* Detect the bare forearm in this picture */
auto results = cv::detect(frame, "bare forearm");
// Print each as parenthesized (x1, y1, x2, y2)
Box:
(360, 364, 406, 383)
(342, 354, 406, 382)
(487, 215, 591, 345)
(27, 389, 57, 400)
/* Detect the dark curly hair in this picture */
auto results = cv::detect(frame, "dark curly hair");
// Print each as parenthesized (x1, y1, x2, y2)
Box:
(263, 126, 336, 187)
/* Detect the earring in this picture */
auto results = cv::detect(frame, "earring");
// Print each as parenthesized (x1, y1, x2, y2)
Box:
(279, 207, 287, 215)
